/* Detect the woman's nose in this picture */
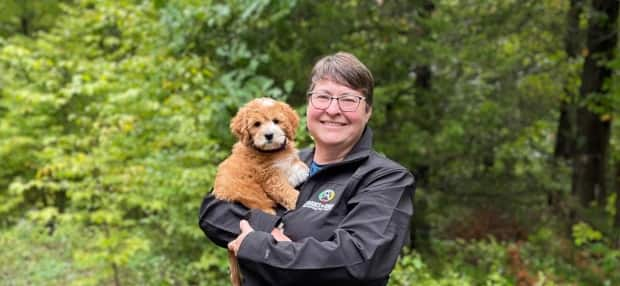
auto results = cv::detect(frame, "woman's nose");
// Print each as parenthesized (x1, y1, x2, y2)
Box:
(325, 99, 341, 114)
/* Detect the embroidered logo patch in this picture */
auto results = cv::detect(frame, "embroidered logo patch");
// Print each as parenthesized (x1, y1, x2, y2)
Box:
(302, 189, 337, 211)
(318, 189, 336, 204)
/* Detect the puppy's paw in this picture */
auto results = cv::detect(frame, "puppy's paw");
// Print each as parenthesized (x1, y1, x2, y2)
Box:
(282, 190, 299, 210)
(261, 207, 277, 215)
(288, 162, 309, 187)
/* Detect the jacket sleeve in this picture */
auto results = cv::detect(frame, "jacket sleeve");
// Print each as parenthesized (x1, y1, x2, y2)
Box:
(236, 169, 415, 283)
(198, 192, 283, 248)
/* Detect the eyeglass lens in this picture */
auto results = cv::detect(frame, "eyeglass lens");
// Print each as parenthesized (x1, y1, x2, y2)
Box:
(310, 94, 361, 111)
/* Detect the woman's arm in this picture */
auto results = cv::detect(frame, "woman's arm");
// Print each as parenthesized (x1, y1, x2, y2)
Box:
(198, 193, 283, 248)
(235, 169, 415, 283)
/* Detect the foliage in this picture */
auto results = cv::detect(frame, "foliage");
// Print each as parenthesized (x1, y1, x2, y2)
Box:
(0, 0, 288, 284)
(572, 222, 603, 246)
(0, 0, 71, 37)
(1, 0, 620, 285)
(390, 240, 514, 286)
(524, 224, 620, 285)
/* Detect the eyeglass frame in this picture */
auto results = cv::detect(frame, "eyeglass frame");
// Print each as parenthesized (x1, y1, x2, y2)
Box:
(307, 91, 366, 112)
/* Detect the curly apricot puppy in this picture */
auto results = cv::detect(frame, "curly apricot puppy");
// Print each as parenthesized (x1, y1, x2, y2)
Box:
(214, 98, 309, 214)
(214, 98, 309, 286)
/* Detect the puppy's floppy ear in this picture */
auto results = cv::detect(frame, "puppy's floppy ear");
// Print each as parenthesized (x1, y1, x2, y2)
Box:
(230, 106, 247, 141)
(280, 102, 300, 139)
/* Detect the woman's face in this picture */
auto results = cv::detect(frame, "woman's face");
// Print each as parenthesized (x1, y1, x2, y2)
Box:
(306, 79, 372, 152)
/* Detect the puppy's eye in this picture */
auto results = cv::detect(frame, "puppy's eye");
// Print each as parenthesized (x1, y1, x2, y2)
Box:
(253, 121, 261, 128)
(272, 119, 280, 124)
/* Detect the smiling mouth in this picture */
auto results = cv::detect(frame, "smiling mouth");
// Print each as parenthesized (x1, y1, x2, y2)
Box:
(320, 121, 346, 126)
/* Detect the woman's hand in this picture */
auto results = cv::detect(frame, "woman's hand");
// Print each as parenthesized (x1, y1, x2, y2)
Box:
(228, 220, 254, 256)
(271, 227, 291, 242)
(228, 220, 292, 256)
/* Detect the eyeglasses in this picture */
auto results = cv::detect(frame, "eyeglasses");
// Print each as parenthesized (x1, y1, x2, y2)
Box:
(307, 92, 365, 112)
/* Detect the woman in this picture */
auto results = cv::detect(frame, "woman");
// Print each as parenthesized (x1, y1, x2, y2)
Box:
(199, 52, 415, 286)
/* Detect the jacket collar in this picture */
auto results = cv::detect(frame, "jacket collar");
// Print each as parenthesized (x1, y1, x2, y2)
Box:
(300, 126, 373, 167)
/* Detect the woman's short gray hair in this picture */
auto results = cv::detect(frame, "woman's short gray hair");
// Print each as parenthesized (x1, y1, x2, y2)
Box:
(308, 52, 374, 106)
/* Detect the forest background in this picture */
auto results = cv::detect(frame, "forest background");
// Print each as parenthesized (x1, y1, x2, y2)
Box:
(2, 0, 620, 285)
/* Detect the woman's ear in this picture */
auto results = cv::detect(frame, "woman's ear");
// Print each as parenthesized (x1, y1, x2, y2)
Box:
(364, 106, 373, 124)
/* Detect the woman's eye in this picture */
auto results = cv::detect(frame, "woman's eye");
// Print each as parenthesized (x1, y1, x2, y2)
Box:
(273, 119, 280, 124)
(316, 95, 330, 102)
(253, 122, 261, 127)
(341, 96, 357, 103)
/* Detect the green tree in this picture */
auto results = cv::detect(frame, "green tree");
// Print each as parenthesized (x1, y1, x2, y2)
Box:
(0, 0, 70, 37)
(572, 0, 619, 206)
(1, 0, 292, 284)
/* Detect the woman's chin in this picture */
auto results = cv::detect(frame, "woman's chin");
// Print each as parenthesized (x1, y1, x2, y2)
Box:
(315, 135, 349, 147)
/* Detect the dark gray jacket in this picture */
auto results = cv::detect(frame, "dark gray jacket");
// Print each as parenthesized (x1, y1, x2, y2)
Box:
(198, 127, 415, 286)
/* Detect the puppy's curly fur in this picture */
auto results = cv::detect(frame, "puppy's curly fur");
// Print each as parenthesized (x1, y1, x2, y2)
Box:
(214, 98, 309, 286)
(214, 97, 309, 214)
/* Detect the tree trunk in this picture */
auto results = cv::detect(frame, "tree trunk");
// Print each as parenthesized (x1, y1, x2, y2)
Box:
(17, 1, 33, 37)
(19, 16, 30, 36)
(615, 162, 620, 228)
(410, 0, 436, 133)
(554, 0, 583, 229)
(408, 0, 434, 250)
(572, 0, 619, 206)
(554, 104, 576, 159)
(554, 0, 583, 159)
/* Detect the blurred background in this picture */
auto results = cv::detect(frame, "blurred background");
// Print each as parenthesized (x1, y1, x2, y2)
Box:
(1, 0, 620, 285)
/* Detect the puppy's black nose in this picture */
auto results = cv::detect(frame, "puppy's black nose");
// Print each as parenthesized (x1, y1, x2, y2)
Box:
(265, 133, 273, 141)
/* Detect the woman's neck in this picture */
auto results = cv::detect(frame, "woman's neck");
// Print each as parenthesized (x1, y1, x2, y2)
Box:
(313, 143, 355, 165)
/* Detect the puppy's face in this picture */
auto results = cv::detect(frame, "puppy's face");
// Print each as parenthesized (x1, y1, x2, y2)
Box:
(231, 98, 300, 151)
